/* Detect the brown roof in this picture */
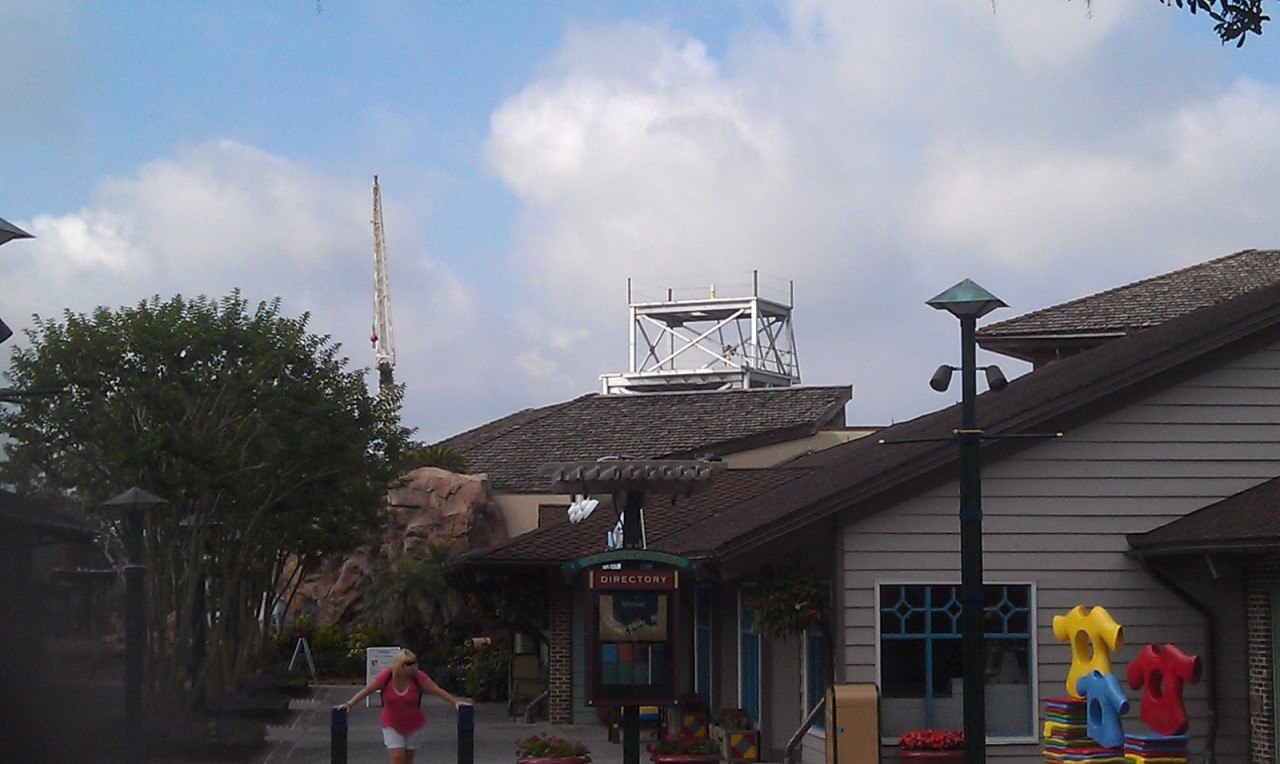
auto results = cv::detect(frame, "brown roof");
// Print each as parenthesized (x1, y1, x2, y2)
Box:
(980, 249, 1280, 338)
(681, 275, 1280, 574)
(0, 492, 93, 543)
(1128, 477, 1280, 556)
(442, 386, 851, 492)
(466, 254, 1280, 576)
(470, 468, 816, 566)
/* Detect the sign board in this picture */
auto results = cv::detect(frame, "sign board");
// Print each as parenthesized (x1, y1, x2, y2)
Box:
(365, 646, 401, 707)
(588, 568, 679, 705)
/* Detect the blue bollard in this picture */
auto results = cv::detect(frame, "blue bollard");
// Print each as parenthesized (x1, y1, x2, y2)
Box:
(331, 706, 348, 764)
(457, 703, 475, 764)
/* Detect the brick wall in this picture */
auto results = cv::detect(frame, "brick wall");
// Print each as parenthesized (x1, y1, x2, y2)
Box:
(548, 577, 574, 724)
(1246, 555, 1280, 763)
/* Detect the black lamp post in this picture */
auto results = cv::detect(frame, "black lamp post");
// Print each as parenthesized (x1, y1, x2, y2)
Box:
(0, 215, 32, 347)
(104, 488, 169, 728)
(927, 279, 1006, 764)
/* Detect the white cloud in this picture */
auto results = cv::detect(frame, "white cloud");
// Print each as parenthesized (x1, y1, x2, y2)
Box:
(0, 139, 506, 439)
(479, 1, 1280, 428)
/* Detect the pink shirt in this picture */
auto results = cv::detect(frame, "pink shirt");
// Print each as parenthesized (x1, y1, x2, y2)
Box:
(375, 668, 427, 734)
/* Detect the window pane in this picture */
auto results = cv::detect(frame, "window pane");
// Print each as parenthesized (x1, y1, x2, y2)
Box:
(879, 583, 1034, 739)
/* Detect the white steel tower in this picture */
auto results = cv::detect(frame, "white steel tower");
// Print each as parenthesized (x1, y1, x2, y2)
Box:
(371, 176, 396, 389)
(600, 271, 801, 394)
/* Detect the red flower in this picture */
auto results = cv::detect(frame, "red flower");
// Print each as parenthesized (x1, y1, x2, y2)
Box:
(897, 729, 963, 751)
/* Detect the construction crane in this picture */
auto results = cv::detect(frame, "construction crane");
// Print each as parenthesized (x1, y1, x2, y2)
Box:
(370, 176, 396, 389)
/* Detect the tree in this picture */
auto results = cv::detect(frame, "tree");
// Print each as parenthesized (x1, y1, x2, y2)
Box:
(361, 541, 459, 644)
(1154, 0, 1269, 45)
(0, 292, 416, 705)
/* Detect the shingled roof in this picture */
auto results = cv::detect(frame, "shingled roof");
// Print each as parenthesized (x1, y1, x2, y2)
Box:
(1128, 476, 1280, 556)
(660, 274, 1280, 576)
(977, 249, 1280, 366)
(441, 386, 851, 492)
(0, 491, 93, 544)
(468, 468, 817, 566)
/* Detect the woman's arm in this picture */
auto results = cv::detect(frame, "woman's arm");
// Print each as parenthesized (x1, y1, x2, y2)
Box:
(335, 669, 387, 710)
(417, 670, 467, 708)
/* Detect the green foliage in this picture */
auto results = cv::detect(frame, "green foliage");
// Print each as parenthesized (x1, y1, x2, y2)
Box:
(411, 442, 469, 473)
(516, 733, 589, 759)
(1133, 0, 1269, 45)
(741, 567, 829, 640)
(361, 542, 458, 644)
(460, 640, 511, 702)
(0, 291, 416, 703)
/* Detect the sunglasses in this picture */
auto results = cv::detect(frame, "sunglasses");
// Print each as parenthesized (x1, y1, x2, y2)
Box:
(404, 660, 417, 666)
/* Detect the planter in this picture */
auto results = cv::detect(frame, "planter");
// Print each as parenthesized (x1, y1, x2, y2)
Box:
(716, 729, 758, 762)
(678, 712, 709, 739)
(518, 757, 591, 764)
(897, 751, 964, 762)
(651, 754, 720, 764)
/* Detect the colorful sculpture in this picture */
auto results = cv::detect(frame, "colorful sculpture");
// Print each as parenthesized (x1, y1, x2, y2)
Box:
(1052, 605, 1125, 699)
(1044, 604, 1202, 764)
(1075, 669, 1130, 748)
(1127, 643, 1202, 735)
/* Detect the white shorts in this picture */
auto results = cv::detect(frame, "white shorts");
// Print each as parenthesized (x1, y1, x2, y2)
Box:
(382, 724, 427, 750)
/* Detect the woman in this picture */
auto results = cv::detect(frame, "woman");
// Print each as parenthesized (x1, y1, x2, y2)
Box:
(336, 648, 465, 764)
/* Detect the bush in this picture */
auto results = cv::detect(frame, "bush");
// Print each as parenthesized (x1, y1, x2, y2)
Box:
(461, 641, 511, 702)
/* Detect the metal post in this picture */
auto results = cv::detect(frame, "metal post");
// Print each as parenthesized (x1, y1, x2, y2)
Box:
(124, 510, 145, 727)
(457, 702, 474, 764)
(331, 706, 348, 764)
(958, 314, 986, 764)
(622, 490, 645, 764)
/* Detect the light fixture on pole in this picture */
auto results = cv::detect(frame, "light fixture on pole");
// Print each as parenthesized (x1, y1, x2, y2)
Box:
(0, 215, 32, 248)
(0, 215, 32, 346)
(104, 488, 169, 730)
(927, 278, 1006, 764)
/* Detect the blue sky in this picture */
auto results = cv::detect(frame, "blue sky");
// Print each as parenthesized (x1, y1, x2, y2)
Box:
(4, 1, 1280, 443)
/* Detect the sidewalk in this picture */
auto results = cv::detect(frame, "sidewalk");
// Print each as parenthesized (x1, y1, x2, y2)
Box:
(260, 684, 626, 764)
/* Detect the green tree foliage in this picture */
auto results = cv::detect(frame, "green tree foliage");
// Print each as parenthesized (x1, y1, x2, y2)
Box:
(1158, 0, 1269, 45)
(0, 292, 416, 705)
(361, 541, 459, 645)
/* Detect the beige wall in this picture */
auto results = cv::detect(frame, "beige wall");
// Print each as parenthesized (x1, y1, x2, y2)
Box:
(494, 429, 876, 537)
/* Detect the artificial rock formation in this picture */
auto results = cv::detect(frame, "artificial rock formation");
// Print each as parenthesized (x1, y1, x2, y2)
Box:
(289, 467, 507, 627)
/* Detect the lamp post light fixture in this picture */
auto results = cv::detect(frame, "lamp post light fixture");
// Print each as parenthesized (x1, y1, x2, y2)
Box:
(104, 488, 169, 729)
(0, 215, 33, 248)
(927, 279, 1007, 764)
(0, 215, 32, 346)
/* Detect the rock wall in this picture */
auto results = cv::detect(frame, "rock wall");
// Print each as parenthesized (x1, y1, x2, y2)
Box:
(287, 467, 506, 626)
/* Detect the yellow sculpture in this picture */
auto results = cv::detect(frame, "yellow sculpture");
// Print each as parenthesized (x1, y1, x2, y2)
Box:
(1051, 605, 1124, 698)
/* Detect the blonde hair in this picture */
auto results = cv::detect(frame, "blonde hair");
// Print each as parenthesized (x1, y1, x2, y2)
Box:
(390, 648, 417, 670)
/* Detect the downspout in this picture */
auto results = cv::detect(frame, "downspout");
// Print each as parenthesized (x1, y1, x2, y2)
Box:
(1135, 557, 1218, 764)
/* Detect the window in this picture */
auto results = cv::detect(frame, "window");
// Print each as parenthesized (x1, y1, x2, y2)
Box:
(878, 583, 1034, 738)
(803, 628, 826, 731)
(739, 597, 761, 727)
(694, 585, 712, 702)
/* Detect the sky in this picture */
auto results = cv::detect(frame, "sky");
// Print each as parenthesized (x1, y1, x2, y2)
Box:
(4, 1, 1280, 444)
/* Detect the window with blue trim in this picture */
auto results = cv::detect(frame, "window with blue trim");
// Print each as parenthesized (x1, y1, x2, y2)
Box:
(803, 628, 825, 731)
(694, 585, 712, 702)
(878, 583, 1034, 738)
(740, 598, 760, 727)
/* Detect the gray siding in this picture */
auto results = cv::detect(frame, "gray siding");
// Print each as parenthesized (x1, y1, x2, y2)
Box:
(838, 341, 1280, 763)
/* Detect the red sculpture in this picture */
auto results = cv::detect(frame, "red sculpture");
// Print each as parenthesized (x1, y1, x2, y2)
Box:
(1126, 643, 1202, 735)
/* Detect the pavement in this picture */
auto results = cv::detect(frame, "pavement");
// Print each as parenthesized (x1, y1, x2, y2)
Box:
(260, 684, 628, 764)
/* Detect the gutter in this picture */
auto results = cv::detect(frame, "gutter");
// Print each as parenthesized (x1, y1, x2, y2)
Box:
(1133, 555, 1219, 764)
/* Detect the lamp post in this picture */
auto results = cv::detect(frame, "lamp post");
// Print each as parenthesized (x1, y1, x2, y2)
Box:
(104, 488, 169, 728)
(0, 215, 33, 346)
(927, 279, 1006, 764)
